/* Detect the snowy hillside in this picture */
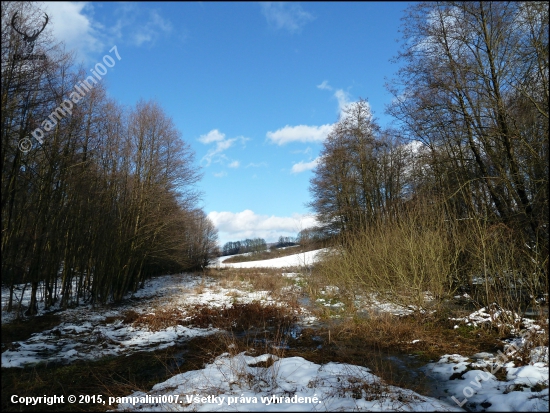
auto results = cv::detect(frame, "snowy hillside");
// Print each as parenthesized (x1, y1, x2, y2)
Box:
(212, 248, 328, 269)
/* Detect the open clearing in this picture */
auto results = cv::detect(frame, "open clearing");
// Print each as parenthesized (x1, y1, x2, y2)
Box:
(2, 249, 548, 412)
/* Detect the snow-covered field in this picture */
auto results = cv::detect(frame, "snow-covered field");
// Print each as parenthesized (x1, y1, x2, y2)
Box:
(2, 249, 549, 412)
(213, 248, 328, 269)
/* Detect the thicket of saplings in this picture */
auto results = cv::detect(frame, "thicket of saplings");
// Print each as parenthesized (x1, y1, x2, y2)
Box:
(1, 2, 219, 316)
(315, 197, 547, 323)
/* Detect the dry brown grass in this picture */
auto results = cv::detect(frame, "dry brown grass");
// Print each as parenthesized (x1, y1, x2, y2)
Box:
(129, 308, 185, 331)
(269, 309, 509, 397)
(322, 310, 505, 363)
(312, 197, 547, 318)
(1, 313, 61, 344)
(204, 267, 298, 301)
(120, 300, 302, 334)
(1, 348, 179, 412)
(505, 317, 549, 367)
(184, 302, 300, 332)
(4, 329, 297, 412)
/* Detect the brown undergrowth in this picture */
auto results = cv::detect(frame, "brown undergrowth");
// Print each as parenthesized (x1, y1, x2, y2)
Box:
(2, 348, 181, 412)
(326, 312, 505, 361)
(183, 302, 300, 331)
(205, 267, 296, 297)
(1, 313, 61, 345)
(3, 333, 277, 412)
(3, 266, 546, 412)
(123, 300, 301, 333)
(275, 313, 503, 397)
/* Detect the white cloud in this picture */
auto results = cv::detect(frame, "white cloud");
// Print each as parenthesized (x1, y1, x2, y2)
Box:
(128, 8, 173, 47)
(208, 210, 318, 245)
(317, 81, 358, 118)
(43, 2, 104, 63)
(265, 82, 362, 149)
(267, 124, 332, 145)
(198, 129, 238, 167)
(334, 89, 353, 116)
(246, 162, 268, 168)
(405, 140, 424, 154)
(317, 80, 332, 90)
(203, 141, 236, 166)
(43, 2, 173, 64)
(198, 129, 226, 144)
(213, 171, 227, 178)
(228, 160, 240, 168)
(291, 157, 320, 174)
(291, 147, 312, 155)
(261, 2, 315, 34)
(109, 4, 172, 47)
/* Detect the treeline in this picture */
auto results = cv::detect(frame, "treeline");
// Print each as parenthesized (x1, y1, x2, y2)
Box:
(221, 238, 267, 256)
(273, 236, 296, 249)
(1, 2, 218, 315)
(296, 227, 330, 246)
(221, 235, 304, 257)
(310, 2, 548, 310)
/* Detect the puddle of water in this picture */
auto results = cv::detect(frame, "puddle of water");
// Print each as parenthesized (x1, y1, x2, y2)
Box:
(376, 352, 449, 400)
(166, 350, 187, 372)
(523, 306, 549, 319)
(227, 317, 447, 401)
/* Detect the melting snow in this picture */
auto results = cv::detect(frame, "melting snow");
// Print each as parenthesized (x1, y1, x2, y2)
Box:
(2, 249, 548, 411)
(114, 352, 463, 412)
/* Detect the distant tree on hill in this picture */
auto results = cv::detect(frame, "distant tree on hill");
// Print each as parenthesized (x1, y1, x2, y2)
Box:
(222, 241, 241, 256)
(273, 236, 296, 249)
(249, 238, 267, 254)
(221, 237, 267, 256)
(297, 227, 329, 246)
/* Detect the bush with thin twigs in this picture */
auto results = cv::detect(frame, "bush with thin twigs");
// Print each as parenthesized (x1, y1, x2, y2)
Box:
(184, 302, 300, 332)
(313, 195, 548, 322)
(502, 317, 549, 367)
(130, 308, 185, 331)
(125, 301, 302, 334)
(314, 199, 457, 312)
(459, 217, 548, 331)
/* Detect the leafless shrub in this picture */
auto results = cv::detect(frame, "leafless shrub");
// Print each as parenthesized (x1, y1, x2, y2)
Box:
(315, 198, 457, 311)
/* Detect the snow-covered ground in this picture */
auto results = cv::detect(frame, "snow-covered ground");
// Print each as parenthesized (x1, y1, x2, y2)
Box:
(2, 249, 548, 411)
(424, 353, 548, 412)
(213, 248, 328, 269)
(2, 274, 217, 367)
(115, 352, 463, 411)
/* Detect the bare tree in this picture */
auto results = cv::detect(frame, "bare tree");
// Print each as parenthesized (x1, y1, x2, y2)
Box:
(385, 1, 548, 299)
(309, 99, 411, 235)
(388, 1, 547, 240)
(2, 4, 216, 314)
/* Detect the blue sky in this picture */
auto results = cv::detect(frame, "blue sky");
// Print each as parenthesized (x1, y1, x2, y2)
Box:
(40, 1, 410, 245)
